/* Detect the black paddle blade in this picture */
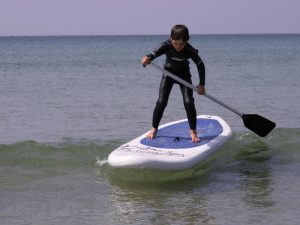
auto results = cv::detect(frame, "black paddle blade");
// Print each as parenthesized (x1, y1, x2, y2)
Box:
(242, 114, 276, 137)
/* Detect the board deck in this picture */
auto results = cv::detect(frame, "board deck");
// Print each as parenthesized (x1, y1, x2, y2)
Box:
(108, 115, 233, 171)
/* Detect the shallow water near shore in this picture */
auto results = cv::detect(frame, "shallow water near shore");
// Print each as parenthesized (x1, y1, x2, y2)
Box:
(1, 129, 299, 224)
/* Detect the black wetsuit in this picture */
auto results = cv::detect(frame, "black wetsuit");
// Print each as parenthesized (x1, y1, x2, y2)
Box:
(146, 39, 205, 130)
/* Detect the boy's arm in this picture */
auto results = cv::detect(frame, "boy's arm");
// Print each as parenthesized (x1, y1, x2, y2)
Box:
(194, 58, 206, 95)
(196, 60, 205, 86)
(191, 52, 206, 86)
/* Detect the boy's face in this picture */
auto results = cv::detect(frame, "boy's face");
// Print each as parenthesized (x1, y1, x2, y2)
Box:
(171, 39, 186, 52)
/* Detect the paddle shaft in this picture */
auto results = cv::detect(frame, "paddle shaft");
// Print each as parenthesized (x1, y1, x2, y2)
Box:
(149, 62, 244, 117)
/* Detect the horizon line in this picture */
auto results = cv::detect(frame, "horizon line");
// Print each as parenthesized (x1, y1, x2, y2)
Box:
(1, 32, 299, 38)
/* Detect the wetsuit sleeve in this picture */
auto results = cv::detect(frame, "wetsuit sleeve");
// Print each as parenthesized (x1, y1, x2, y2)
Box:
(191, 52, 206, 86)
(146, 41, 169, 61)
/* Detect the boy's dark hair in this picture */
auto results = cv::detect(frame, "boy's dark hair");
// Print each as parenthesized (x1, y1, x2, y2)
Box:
(171, 24, 190, 41)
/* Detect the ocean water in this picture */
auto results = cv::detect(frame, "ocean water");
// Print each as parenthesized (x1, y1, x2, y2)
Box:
(0, 34, 300, 224)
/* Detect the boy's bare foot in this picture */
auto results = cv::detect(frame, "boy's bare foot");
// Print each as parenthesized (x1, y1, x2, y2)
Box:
(190, 130, 200, 143)
(147, 128, 158, 139)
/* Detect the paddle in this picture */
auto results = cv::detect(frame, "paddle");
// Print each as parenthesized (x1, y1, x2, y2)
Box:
(146, 62, 276, 137)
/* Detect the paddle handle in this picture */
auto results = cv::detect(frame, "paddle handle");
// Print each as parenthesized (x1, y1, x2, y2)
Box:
(149, 62, 244, 117)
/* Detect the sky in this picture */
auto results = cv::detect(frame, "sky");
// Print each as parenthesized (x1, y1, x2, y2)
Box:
(1, 0, 299, 36)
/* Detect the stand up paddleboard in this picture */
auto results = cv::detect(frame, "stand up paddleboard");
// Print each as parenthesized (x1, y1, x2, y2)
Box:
(108, 115, 233, 171)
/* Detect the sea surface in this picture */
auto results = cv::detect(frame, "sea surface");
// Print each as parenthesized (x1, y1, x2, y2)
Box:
(0, 34, 299, 224)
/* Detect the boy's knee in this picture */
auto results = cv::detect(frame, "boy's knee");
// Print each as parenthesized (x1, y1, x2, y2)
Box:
(183, 98, 194, 107)
(156, 99, 168, 108)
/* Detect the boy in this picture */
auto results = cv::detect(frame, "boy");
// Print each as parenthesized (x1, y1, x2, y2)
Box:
(141, 24, 205, 142)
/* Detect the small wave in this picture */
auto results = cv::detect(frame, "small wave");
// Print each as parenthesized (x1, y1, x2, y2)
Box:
(1, 128, 299, 184)
(0, 139, 120, 176)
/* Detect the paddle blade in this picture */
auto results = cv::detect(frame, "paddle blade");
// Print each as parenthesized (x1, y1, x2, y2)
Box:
(242, 114, 276, 137)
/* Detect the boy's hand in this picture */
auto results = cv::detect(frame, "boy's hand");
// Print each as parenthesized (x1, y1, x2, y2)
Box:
(141, 56, 151, 67)
(196, 85, 205, 95)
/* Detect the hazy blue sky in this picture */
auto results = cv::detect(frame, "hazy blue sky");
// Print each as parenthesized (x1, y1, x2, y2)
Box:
(1, 0, 299, 36)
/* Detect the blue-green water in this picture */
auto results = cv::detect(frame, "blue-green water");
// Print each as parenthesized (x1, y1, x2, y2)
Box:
(0, 35, 300, 224)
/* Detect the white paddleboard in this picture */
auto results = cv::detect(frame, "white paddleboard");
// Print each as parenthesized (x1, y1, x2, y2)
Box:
(108, 115, 233, 171)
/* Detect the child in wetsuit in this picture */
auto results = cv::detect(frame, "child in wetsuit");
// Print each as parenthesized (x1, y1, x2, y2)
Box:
(141, 24, 206, 142)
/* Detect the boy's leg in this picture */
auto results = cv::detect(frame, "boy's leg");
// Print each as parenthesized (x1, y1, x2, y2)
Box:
(152, 75, 174, 128)
(180, 81, 200, 142)
(148, 75, 174, 139)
